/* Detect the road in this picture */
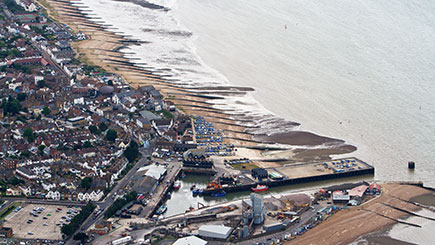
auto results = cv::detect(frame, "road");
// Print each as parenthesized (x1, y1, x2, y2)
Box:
(238, 205, 323, 245)
(65, 145, 153, 245)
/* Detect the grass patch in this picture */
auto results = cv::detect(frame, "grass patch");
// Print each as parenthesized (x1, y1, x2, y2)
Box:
(0, 202, 21, 220)
(176, 105, 187, 114)
(231, 162, 258, 171)
(36, 0, 59, 20)
(160, 109, 173, 119)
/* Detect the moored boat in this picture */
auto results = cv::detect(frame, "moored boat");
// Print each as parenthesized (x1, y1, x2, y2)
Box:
(173, 181, 181, 190)
(251, 185, 269, 192)
(192, 188, 203, 196)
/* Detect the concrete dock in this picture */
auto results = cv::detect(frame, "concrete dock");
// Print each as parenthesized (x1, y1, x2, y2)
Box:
(202, 157, 374, 195)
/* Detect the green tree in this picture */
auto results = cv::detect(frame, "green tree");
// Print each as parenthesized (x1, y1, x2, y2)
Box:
(80, 177, 92, 190)
(88, 125, 98, 134)
(124, 140, 140, 163)
(38, 145, 46, 155)
(83, 141, 92, 148)
(105, 129, 117, 142)
(1, 97, 21, 115)
(104, 191, 137, 218)
(37, 80, 46, 88)
(17, 93, 26, 101)
(8, 177, 24, 186)
(20, 151, 30, 158)
(98, 122, 108, 132)
(23, 128, 35, 143)
(42, 106, 50, 116)
(61, 203, 95, 237)
(73, 232, 88, 243)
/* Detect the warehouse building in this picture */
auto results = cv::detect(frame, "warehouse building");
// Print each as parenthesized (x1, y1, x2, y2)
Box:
(198, 225, 232, 240)
(173, 236, 207, 245)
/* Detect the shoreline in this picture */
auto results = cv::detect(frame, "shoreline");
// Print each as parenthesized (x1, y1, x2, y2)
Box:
(38, 0, 357, 164)
(287, 183, 434, 245)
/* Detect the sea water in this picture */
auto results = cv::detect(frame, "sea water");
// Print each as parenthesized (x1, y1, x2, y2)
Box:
(172, 0, 435, 186)
(76, 0, 435, 187)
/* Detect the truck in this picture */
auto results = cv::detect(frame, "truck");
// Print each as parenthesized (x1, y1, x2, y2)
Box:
(290, 216, 300, 224)
(111, 236, 132, 245)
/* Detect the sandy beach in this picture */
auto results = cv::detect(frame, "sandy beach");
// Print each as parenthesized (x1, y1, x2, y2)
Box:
(37, 0, 358, 164)
(37, 0, 255, 142)
(287, 184, 434, 245)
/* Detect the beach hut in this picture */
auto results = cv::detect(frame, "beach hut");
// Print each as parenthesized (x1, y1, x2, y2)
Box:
(368, 183, 381, 195)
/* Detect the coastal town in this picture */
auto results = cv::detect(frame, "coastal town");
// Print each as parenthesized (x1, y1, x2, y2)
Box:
(0, 1, 434, 245)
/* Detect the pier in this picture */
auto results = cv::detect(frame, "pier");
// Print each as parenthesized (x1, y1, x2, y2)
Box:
(140, 161, 182, 218)
(202, 157, 374, 195)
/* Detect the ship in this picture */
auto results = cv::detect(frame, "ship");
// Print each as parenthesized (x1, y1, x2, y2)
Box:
(251, 185, 269, 192)
(156, 204, 167, 215)
(173, 181, 181, 190)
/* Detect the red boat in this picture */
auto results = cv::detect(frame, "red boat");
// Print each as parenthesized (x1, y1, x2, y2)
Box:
(251, 185, 268, 192)
(173, 181, 181, 190)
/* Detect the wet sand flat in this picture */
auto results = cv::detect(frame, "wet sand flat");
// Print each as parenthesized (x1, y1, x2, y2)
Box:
(410, 192, 435, 206)
(286, 184, 433, 245)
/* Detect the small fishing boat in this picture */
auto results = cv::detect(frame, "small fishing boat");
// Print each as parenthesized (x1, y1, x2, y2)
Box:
(181, 173, 186, 179)
(251, 185, 269, 192)
(156, 204, 167, 215)
(173, 181, 181, 191)
(211, 191, 226, 197)
(192, 188, 203, 196)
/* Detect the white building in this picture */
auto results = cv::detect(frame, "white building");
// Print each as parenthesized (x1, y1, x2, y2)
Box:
(15, 0, 37, 12)
(173, 236, 207, 245)
(16, 167, 38, 180)
(198, 225, 232, 240)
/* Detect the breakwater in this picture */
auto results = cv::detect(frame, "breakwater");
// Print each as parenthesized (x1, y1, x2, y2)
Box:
(203, 158, 374, 195)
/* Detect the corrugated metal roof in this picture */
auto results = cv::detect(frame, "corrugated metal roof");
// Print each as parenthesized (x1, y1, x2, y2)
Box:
(173, 236, 207, 245)
(198, 225, 232, 239)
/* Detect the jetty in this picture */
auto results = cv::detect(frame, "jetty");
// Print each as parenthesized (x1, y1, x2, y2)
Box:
(202, 157, 374, 195)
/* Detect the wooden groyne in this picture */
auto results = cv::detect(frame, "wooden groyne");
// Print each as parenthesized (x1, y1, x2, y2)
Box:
(386, 193, 435, 212)
(362, 208, 421, 228)
(381, 203, 435, 221)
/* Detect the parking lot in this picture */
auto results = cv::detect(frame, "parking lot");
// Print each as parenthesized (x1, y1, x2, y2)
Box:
(3, 203, 79, 240)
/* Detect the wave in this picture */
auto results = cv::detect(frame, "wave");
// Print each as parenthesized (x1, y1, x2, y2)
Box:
(75, 0, 355, 151)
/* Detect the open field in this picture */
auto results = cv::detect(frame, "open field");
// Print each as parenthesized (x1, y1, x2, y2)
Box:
(3, 204, 80, 240)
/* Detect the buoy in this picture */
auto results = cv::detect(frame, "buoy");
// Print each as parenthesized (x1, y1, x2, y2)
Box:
(408, 161, 415, 169)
